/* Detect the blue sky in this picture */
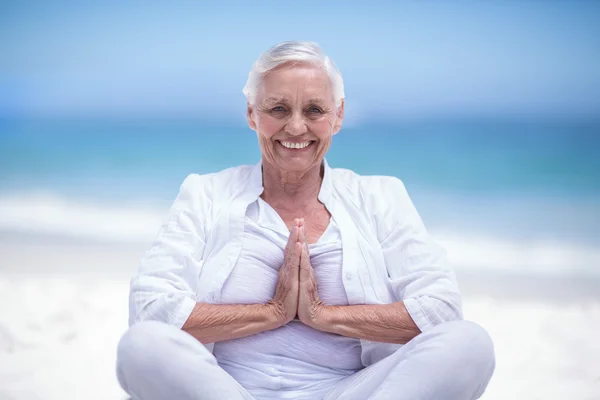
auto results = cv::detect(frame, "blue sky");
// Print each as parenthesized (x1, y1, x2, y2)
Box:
(1, 1, 599, 121)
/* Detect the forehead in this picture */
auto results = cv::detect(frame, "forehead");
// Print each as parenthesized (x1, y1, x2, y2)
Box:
(258, 63, 333, 103)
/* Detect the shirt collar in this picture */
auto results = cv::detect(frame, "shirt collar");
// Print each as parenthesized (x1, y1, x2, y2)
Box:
(318, 158, 333, 205)
(248, 158, 333, 205)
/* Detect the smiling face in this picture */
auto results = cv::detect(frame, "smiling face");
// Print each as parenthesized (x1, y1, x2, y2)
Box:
(247, 62, 344, 175)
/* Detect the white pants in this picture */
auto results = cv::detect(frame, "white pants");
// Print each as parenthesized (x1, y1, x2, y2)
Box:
(116, 320, 495, 400)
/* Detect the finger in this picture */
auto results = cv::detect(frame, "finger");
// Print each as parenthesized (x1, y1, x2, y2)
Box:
(301, 220, 309, 244)
(285, 220, 299, 250)
(298, 218, 306, 243)
(299, 225, 306, 244)
(291, 219, 301, 243)
(299, 243, 312, 282)
(289, 242, 302, 273)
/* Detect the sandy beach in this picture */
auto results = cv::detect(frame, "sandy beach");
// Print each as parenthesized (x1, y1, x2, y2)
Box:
(1, 234, 599, 400)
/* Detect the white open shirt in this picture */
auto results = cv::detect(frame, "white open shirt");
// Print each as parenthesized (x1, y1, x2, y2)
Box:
(129, 159, 463, 367)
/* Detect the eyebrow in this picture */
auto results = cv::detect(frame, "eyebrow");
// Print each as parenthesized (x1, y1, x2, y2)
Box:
(306, 98, 327, 105)
(262, 97, 327, 105)
(262, 97, 288, 105)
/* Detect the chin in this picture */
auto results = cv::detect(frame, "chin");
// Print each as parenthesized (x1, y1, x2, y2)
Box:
(276, 158, 316, 172)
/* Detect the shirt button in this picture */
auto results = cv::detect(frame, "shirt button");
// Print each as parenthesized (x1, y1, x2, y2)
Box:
(345, 272, 353, 280)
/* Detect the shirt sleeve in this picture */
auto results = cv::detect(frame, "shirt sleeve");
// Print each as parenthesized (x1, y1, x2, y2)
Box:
(128, 174, 208, 328)
(375, 177, 463, 332)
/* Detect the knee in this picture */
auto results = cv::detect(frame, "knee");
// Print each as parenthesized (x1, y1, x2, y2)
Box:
(117, 320, 214, 371)
(117, 320, 193, 388)
(441, 321, 496, 380)
(118, 321, 171, 368)
(116, 321, 217, 397)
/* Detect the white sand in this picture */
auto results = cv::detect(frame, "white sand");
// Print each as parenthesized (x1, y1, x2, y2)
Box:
(1, 236, 599, 400)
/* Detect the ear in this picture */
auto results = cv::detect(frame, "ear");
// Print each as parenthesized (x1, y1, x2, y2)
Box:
(247, 102, 257, 131)
(332, 98, 345, 135)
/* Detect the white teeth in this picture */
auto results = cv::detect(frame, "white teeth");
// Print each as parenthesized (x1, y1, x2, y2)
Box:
(280, 141, 311, 149)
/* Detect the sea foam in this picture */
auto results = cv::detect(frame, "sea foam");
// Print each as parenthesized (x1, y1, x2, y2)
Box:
(1, 193, 598, 277)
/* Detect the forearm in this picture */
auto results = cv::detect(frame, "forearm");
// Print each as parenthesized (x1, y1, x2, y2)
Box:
(182, 302, 282, 343)
(318, 301, 421, 344)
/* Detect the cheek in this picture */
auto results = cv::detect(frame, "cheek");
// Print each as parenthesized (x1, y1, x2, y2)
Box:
(257, 115, 284, 139)
(309, 117, 336, 139)
(309, 121, 334, 157)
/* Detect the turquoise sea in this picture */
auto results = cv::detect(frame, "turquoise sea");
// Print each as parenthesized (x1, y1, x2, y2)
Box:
(1, 117, 599, 277)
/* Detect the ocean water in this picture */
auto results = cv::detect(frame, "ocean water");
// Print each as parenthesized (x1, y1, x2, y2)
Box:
(1, 117, 599, 277)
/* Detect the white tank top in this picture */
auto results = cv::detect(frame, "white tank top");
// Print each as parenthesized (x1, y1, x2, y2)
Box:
(213, 198, 362, 397)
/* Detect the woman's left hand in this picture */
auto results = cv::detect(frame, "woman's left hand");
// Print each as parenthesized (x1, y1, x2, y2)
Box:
(297, 224, 327, 328)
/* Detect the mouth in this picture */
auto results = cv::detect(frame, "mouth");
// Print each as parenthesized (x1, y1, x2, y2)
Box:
(276, 140, 315, 151)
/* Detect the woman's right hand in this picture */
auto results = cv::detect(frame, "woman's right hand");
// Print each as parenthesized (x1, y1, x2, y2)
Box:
(269, 218, 302, 326)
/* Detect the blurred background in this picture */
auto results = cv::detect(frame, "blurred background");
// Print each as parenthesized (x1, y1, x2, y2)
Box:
(1, 1, 599, 399)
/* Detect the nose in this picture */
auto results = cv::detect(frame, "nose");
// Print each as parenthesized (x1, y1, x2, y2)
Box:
(284, 111, 308, 136)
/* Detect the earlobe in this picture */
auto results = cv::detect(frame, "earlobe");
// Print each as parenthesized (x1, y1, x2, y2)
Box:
(337, 99, 345, 120)
(333, 99, 345, 135)
(247, 103, 257, 131)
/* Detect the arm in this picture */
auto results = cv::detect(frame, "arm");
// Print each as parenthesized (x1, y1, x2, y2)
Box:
(129, 175, 280, 343)
(182, 221, 305, 343)
(298, 225, 420, 344)
(181, 302, 283, 343)
(128, 175, 204, 329)
(377, 177, 463, 333)
(303, 177, 461, 342)
(317, 302, 420, 344)
(130, 175, 301, 344)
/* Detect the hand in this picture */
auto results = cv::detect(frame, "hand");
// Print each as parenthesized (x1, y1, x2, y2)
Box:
(269, 218, 302, 326)
(297, 224, 326, 328)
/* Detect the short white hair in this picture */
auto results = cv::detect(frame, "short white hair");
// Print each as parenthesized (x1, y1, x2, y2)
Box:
(243, 41, 345, 107)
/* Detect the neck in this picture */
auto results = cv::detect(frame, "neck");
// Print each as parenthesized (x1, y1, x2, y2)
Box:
(261, 159, 323, 209)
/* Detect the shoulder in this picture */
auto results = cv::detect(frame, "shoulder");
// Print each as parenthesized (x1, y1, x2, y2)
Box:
(176, 164, 255, 213)
(181, 164, 254, 196)
(330, 167, 410, 209)
(331, 167, 421, 240)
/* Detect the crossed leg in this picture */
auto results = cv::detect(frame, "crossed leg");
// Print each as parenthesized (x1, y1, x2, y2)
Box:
(323, 320, 495, 400)
(117, 321, 255, 400)
(117, 320, 494, 400)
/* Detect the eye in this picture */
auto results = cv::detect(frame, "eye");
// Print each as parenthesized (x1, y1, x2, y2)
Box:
(307, 106, 324, 114)
(271, 106, 287, 113)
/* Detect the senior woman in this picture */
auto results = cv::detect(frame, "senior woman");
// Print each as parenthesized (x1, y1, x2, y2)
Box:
(116, 41, 495, 400)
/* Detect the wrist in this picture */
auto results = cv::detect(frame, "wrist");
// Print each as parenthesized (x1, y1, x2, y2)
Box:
(312, 305, 341, 333)
(264, 301, 290, 329)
